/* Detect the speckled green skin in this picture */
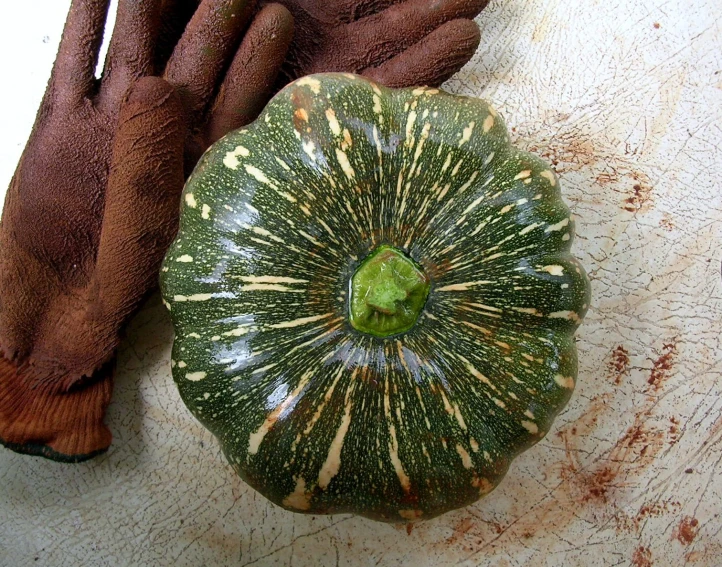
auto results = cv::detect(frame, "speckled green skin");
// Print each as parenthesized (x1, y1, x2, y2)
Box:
(160, 73, 591, 523)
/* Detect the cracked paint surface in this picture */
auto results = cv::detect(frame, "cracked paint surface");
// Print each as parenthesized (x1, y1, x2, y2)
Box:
(1, 0, 721, 565)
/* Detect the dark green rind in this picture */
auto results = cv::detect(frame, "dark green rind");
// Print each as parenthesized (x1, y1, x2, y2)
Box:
(160, 74, 591, 523)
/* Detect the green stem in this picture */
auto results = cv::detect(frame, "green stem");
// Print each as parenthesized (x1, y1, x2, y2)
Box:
(349, 245, 430, 337)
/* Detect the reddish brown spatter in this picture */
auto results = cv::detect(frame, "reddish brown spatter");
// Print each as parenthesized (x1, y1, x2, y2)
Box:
(559, 404, 667, 507)
(609, 345, 631, 384)
(559, 439, 617, 504)
(686, 541, 722, 562)
(586, 466, 616, 503)
(596, 170, 620, 185)
(623, 172, 654, 213)
(624, 184, 652, 212)
(615, 500, 681, 533)
(527, 133, 596, 174)
(653, 22, 661, 29)
(674, 516, 700, 545)
(406, 523, 414, 536)
(445, 517, 475, 545)
(669, 416, 681, 442)
(632, 546, 653, 567)
(660, 213, 675, 231)
(648, 342, 677, 390)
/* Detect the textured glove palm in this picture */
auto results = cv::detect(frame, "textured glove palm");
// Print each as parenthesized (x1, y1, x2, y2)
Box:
(0, 0, 293, 461)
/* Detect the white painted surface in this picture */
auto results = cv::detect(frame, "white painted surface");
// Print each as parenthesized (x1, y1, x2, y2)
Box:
(1, 1, 721, 565)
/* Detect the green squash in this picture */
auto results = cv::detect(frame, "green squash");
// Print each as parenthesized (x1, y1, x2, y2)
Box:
(160, 73, 590, 522)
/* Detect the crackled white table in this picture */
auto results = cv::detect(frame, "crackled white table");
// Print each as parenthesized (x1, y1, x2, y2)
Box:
(1, 1, 721, 565)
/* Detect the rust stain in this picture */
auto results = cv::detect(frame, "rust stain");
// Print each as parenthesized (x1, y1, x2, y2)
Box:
(632, 546, 653, 567)
(608, 345, 631, 384)
(648, 342, 677, 390)
(513, 119, 662, 216)
(669, 416, 680, 443)
(673, 516, 700, 545)
(445, 516, 475, 545)
(615, 500, 681, 533)
(595, 170, 619, 185)
(526, 133, 597, 174)
(436, 514, 509, 553)
(557, 338, 679, 510)
(623, 173, 654, 213)
(685, 542, 722, 562)
(660, 213, 675, 231)
(559, 414, 664, 505)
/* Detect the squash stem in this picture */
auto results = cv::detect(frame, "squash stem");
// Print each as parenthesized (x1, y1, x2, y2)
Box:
(349, 245, 430, 337)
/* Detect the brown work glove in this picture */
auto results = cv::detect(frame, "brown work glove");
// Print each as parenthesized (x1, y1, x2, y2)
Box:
(0, 0, 293, 461)
(268, 0, 488, 87)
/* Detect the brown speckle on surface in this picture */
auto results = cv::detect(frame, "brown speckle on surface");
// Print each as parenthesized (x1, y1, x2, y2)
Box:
(525, 131, 596, 174)
(445, 517, 475, 545)
(595, 170, 619, 185)
(559, 398, 668, 507)
(669, 416, 680, 442)
(609, 345, 631, 384)
(674, 516, 700, 545)
(648, 342, 677, 390)
(654, 22, 661, 29)
(660, 213, 675, 231)
(623, 177, 653, 213)
(632, 546, 653, 567)
(616, 501, 682, 533)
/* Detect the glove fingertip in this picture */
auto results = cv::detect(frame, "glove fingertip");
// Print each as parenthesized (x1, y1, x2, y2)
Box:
(363, 19, 481, 88)
(200, 2, 294, 150)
